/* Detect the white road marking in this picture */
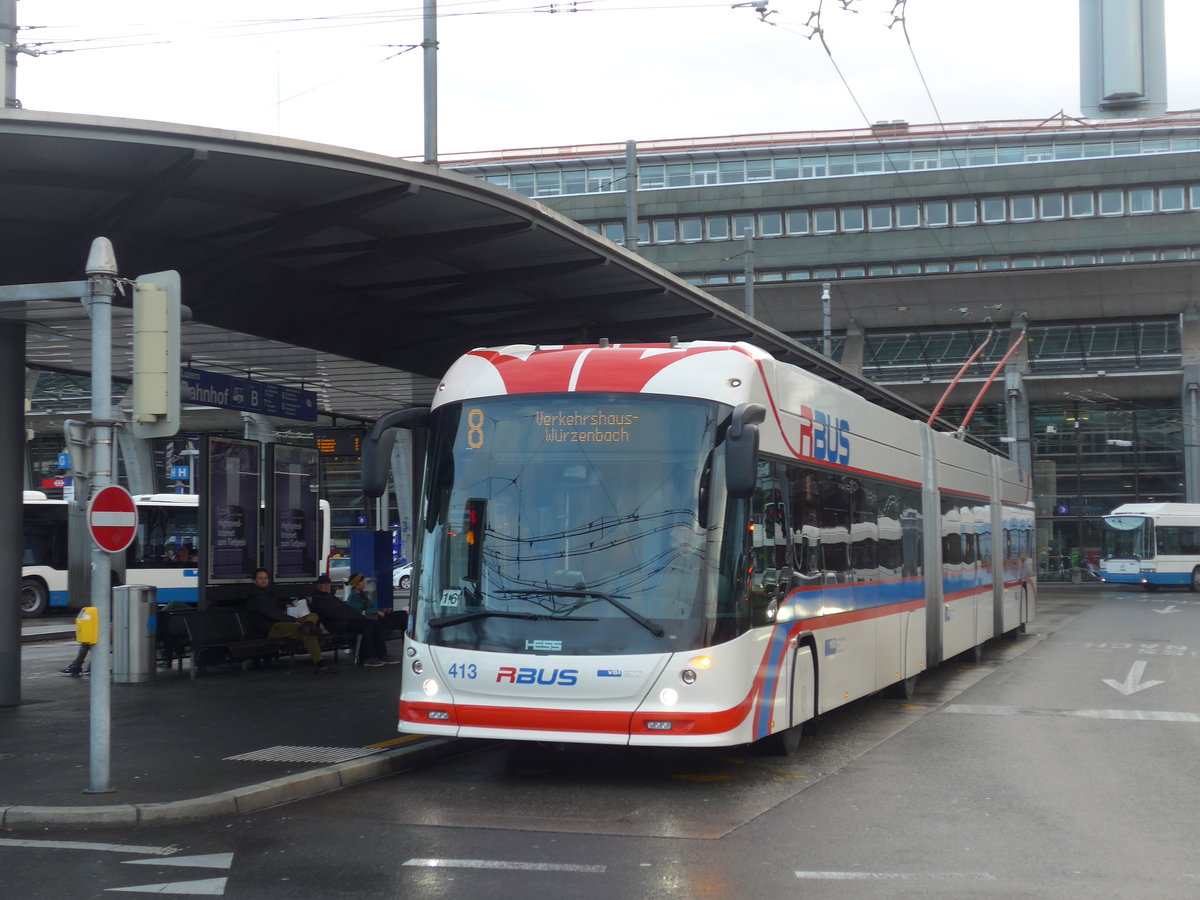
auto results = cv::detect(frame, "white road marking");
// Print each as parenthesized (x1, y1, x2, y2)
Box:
(0, 838, 178, 855)
(124, 853, 234, 870)
(795, 870, 995, 881)
(946, 704, 1200, 723)
(1102, 660, 1165, 695)
(1153, 605, 1180, 614)
(106, 877, 227, 895)
(403, 858, 606, 873)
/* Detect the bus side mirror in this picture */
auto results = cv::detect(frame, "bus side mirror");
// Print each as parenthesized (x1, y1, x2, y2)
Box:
(725, 402, 766, 499)
(361, 407, 430, 498)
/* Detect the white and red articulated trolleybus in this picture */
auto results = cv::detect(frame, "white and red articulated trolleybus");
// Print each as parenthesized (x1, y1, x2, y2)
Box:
(363, 340, 1035, 752)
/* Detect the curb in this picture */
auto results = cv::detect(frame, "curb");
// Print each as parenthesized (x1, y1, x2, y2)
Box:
(20, 628, 74, 644)
(0, 737, 474, 830)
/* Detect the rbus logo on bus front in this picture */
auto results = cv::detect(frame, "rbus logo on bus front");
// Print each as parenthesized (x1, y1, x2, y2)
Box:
(798, 405, 851, 466)
(496, 666, 579, 686)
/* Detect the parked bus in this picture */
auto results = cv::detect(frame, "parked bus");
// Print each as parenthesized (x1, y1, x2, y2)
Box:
(20, 492, 331, 617)
(365, 341, 1036, 752)
(1099, 503, 1200, 591)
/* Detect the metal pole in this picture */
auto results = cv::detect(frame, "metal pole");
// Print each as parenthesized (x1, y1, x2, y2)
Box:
(821, 282, 832, 357)
(624, 140, 638, 252)
(422, 0, 438, 165)
(742, 228, 754, 318)
(85, 238, 118, 794)
(0, 0, 16, 109)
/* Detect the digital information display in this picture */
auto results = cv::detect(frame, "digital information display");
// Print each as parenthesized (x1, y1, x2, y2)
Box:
(534, 409, 641, 444)
(205, 437, 261, 584)
(269, 444, 320, 581)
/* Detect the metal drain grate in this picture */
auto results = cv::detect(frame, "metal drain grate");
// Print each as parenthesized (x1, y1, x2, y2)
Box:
(224, 745, 382, 764)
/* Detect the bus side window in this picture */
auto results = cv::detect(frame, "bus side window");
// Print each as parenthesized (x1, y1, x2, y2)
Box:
(788, 469, 821, 582)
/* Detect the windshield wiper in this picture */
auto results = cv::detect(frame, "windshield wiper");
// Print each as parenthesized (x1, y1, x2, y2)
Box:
(427, 609, 599, 630)
(495, 588, 665, 637)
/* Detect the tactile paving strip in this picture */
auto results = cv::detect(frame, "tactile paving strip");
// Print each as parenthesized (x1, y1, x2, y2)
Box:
(224, 745, 382, 764)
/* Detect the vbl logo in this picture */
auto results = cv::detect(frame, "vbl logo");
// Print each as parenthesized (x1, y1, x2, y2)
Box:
(496, 666, 579, 686)
(799, 404, 850, 465)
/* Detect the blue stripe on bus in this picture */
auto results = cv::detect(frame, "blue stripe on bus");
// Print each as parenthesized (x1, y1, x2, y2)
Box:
(48, 586, 197, 607)
(1104, 572, 1189, 586)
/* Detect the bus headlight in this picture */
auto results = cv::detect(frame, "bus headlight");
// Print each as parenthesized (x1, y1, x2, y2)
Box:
(680, 669, 697, 685)
(659, 687, 679, 706)
(411, 659, 424, 676)
(422, 678, 440, 696)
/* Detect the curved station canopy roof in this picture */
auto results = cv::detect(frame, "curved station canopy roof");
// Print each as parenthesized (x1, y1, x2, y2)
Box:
(0, 110, 948, 429)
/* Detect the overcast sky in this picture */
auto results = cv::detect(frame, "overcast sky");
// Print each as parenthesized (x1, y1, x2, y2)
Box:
(12, 0, 1200, 158)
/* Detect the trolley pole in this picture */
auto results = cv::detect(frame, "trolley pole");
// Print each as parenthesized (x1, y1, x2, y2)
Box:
(85, 238, 118, 794)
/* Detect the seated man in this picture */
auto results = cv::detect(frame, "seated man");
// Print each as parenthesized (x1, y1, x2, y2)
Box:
(307, 574, 399, 667)
(244, 568, 334, 674)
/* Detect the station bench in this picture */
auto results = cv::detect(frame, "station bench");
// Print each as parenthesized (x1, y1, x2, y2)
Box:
(158, 606, 358, 679)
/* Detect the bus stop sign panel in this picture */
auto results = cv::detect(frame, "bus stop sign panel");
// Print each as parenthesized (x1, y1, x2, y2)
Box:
(88, 485, 138, 553)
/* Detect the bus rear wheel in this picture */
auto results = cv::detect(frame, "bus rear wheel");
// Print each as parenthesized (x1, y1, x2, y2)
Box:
(20, 579, 48, 618)
(1191, 568, 1200, 593)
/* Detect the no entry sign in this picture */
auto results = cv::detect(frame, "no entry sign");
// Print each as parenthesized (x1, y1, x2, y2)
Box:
(88, 485, 138, 553)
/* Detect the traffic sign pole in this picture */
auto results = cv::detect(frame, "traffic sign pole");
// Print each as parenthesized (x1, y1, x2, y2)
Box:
(86, 239, 118, 795)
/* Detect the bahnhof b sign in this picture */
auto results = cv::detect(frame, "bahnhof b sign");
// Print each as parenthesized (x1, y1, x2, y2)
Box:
(180, 367, 317, 422)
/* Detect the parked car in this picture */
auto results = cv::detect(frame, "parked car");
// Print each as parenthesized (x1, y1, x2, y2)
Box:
(393, 562, 412, 591)
(327, 556, 351, 584)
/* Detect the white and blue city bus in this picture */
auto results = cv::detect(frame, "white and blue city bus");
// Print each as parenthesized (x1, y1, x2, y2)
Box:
(1099, 503, 1200, 591)
(21, 492, 332, 617)
(366, 341, 1035, 752)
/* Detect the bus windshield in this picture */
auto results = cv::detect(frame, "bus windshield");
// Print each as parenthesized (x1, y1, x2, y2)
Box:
(415, 394, 737, 654)
(1101, 515, 1154, 560)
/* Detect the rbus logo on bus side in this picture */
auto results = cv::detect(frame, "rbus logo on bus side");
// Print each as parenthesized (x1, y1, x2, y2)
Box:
(798, 405, 851, 465)
(496, 667, 579, 686)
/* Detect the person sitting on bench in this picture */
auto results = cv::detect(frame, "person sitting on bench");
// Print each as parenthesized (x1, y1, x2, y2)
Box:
(307, 575, 400, 667)
(245, 568, 334, 674)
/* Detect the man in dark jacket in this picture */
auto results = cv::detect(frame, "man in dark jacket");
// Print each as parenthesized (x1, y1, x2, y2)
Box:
(245, 568, 333, 674)
(307, 575, 399, 667)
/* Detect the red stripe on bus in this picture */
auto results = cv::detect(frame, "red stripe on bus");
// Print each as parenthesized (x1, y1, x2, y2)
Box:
(400, 690, 758, 737)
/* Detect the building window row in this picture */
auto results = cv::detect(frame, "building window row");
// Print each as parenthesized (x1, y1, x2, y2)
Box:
(682, 245, 1198, 286)
(588, 184, 1199, 247)
(466, 135, 1200, 199)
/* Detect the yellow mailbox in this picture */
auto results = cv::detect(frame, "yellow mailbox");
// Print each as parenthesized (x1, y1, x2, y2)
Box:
(75, 606, 99, 645)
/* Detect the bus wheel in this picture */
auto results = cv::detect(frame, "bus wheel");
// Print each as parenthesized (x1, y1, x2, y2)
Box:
(1142, 583, 1159, 593)
(20, 579, 48, 618)
(884, 674, 920, 699)
(762, 723, 804, 757)
(1191, 568, 1200, 593)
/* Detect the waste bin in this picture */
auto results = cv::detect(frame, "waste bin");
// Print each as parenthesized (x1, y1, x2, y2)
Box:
(113, 584, 157, 684)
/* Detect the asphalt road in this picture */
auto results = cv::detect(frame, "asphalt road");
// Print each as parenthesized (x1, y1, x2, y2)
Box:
(8, 585, 1200, 899)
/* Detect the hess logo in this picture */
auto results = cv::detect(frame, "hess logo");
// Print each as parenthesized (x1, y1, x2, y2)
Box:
(799, 405, 851, 465)
(496, 666, 579, 686)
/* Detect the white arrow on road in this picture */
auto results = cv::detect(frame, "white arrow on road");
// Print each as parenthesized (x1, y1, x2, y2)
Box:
(1153, 605, 1180, 614)
(1102, 660, 1165, 696)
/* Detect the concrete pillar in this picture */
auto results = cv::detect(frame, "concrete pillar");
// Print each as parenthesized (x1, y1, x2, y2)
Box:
(1004, 318, 1032, 476)
(117, 387, 157, 495)
(1180, 305, 1200, 503)
(840, 317, 864, 376)
(0, 321, 26, 706)
(23, 368, 39, 490)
